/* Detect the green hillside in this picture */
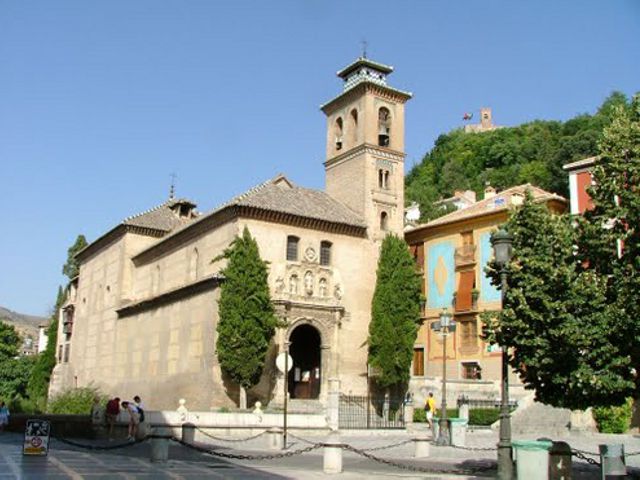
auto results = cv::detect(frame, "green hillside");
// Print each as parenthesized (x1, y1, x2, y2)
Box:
(405, 92, 632, 222)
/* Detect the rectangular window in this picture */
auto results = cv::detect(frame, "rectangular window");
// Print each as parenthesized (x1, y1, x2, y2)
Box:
(320, 241, 332, 266)
(58, 345, 63, 362)
(462, 361, 482, 380)
(412, 347, 425, 376)
(63, 344, 70, 363)
(460, 319, 478, 350)
(456, 270, 475, 311)
(286, 236, 299, 261)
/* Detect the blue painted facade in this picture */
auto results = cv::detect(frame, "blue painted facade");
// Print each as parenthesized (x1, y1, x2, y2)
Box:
(480, 232, 501, 302)
(426, 240, 455, 309)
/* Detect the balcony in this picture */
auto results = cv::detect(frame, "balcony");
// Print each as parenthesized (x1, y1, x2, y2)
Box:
(455, 245, 476, 268)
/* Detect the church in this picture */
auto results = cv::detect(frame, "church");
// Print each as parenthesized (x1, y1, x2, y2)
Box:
(50, 57, 413, 409)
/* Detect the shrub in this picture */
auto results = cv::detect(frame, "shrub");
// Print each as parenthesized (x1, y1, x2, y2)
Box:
(7, 395, 39, 414)
(413, 408, 426, 422)
(469, 408, 501, 426)
(593, 398, 632, 434)
(47, 387, 107, 415)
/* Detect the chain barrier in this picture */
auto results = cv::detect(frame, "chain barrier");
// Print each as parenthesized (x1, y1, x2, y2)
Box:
(52, 435, 143, 451)
(360, 438, 414, 452)
(572, 449, 601, 467)
(194, 426, 266, 443)
(341, 443, 495, 476)
(286, 433, 320, 446)
(449, 444, 497, 452)
(171, 436, 322, 460)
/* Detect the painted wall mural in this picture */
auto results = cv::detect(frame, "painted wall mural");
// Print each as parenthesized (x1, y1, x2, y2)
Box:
(427, 240, 455, 309)
(480, 232, 501, 302)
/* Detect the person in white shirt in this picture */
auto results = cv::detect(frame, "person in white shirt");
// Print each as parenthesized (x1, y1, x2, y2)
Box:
(121, 401, 139, 441)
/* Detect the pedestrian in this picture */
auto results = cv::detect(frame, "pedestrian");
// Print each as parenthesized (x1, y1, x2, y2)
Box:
(0, 401, 9, 432)
(121, 401, 140, 441)
(133, 395, 145, 423)
(105, 397, 120, 438)
(425, 392, 436, 433)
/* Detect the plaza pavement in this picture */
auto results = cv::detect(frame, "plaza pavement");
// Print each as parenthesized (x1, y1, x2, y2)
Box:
(1, 428, 640, 479)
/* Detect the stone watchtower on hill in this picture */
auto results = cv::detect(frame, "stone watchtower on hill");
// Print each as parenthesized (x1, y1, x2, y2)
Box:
(321, 57, 412, 237)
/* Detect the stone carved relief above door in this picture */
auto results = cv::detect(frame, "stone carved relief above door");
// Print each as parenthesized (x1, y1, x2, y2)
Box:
(271, 262, 344, 304)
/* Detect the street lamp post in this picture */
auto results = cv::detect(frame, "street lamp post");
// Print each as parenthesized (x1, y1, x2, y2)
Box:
(491, 229, 514, 480)
(433, 309, 454, 446)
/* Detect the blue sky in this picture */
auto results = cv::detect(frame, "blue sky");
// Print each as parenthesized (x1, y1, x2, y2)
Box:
(1, 0, 638, 316)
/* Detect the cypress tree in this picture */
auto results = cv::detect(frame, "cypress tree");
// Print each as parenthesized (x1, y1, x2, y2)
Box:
(368, 234, 422, 392)
(215, 227, 277, 407)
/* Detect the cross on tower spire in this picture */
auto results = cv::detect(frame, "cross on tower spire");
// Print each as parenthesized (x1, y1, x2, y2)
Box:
(169, 173, 177, 200)
(361, 39, 368, 58)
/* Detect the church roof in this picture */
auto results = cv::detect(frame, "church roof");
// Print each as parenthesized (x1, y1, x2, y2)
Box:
(218, 174, 366, 227)
(76, 197, 198, 262)
(123, 198, 197, 231)
(131, 174, 367, 262)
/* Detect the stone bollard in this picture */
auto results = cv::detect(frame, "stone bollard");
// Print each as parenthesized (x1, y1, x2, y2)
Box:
(405, 403, 415, 430)
(414, 436, 431, 458)
(266, 427, 284, 450)
(150, 427, 171, 462)
(599, 444, 626, 478)
(458, 402, 469, 421)
(181, 422, 196, 445)
(323, 430, 342, 474)
(177, 398, 189, 422)
(549, 441, 572, 480)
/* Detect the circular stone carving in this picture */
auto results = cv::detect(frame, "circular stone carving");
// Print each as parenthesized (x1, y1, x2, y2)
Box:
(304, 246, 317, 262)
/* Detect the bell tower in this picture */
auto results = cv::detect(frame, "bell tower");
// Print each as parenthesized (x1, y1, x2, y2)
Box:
(321, 57, 412, 237)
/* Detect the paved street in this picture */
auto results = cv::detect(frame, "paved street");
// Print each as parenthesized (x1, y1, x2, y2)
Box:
(2, 429, 640, 479)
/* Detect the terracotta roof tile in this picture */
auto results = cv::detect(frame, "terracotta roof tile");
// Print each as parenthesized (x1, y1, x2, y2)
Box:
(408, 184, 566, 231)
(122, 198, 198, 232)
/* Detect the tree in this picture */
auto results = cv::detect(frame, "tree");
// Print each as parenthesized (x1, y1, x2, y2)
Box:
(214, 227, 278, 408)
(27, 285, 65, 410)
(580, 93, 640, 397)
(405, 92, 631, 222)
(0, 356, 36, 403)
(483, 193, 633, 409)
(0, 321, 21, 361)
(62, 235, 87, 280)
(368, 235, 422, 393)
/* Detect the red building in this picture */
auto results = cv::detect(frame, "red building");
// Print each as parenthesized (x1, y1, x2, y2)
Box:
(563, 156, 597, 214)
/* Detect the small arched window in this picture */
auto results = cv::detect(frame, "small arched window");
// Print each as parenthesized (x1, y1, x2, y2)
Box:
(384, 170, 390, 189)
(380, 212, 389, 231)
(378, 169, 384, 189)
(320, 241, 332, 266)
(286, 235, 299, 261)
(335, 117, 344, 151)
(152, 264, 161, 294)
(378, 107, 391, 147)
(189, 248, 199, 281)
(350, 109, 358, 144)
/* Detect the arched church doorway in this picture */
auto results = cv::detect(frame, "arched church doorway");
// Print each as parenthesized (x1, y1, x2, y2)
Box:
(288, 324, 321, 399)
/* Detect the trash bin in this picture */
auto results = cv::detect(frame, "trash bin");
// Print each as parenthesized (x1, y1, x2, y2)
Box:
(513, 440, 553, 480)
(432, 417, 451, 444)
(449, 418, 468, 446)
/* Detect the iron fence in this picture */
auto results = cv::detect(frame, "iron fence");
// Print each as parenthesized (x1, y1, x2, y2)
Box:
(339, 394, 406, 429)
(457, 396, 518, 409)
